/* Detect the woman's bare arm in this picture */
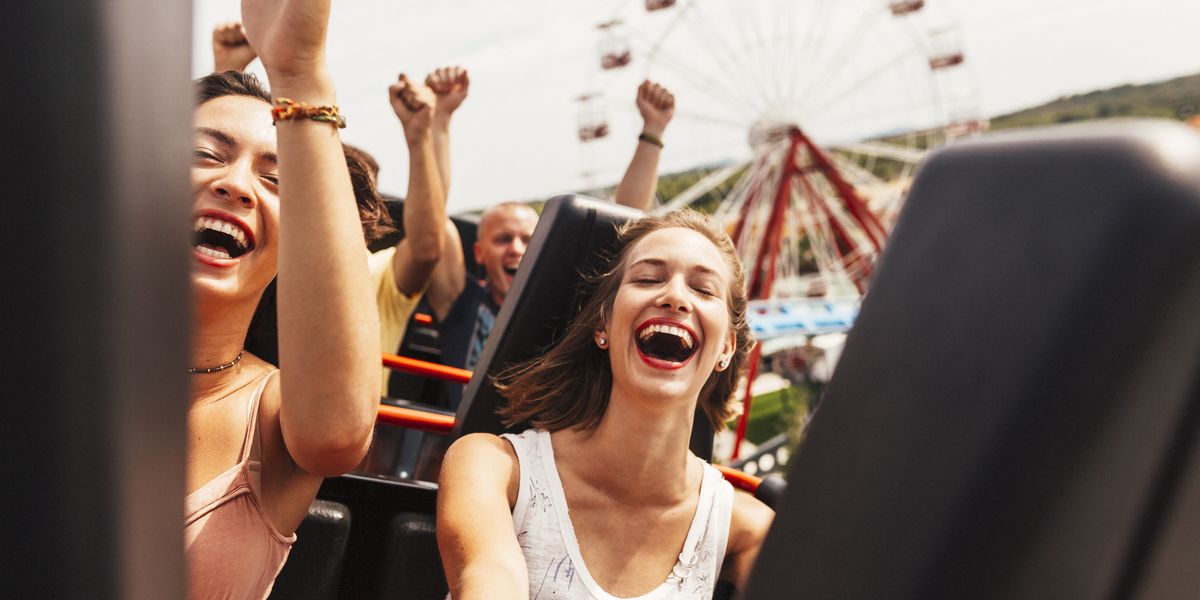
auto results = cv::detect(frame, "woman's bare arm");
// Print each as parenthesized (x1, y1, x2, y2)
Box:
(437, 433, 528, 600)
(721, 490, 775, 590)
(242, 0, 379, 476)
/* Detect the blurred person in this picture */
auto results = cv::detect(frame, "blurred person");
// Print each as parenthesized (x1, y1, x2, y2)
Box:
(185, 0, 378, 597)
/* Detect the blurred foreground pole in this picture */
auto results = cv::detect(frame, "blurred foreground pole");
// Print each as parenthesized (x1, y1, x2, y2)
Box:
(0, 2, 191, 598)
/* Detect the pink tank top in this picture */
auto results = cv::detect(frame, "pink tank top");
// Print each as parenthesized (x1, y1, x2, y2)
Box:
(184, 370, 296, 599)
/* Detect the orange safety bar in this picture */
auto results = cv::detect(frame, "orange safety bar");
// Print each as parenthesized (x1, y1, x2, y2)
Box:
(382, 353, 473, 384)
(373, 405, 764, 491)
(714, 464, 762, 494)
(377, 404, 455, 435)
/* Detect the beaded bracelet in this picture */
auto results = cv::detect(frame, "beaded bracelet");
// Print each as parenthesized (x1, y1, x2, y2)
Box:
(638, 132, 664, 149)
(271, 98, 347, 129)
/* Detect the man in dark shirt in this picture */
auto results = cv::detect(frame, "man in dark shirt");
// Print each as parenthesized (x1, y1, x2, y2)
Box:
(423, 72, 677, 408)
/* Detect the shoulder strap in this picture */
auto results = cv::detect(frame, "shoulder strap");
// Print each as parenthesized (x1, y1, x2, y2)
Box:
(500, 430, 534, 525)
(239, 369, 279, 464)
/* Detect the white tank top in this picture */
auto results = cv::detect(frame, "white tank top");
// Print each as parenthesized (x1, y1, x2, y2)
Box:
(500, 428, 734, 600)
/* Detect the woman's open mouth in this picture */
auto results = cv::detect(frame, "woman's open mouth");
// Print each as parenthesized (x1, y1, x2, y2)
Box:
(634, 319, 698, 369)
(193, 214, 254, 262)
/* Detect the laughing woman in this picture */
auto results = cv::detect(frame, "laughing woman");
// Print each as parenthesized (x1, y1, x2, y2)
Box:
(185, 1, 379, 598)
(437, 211, 774, 600)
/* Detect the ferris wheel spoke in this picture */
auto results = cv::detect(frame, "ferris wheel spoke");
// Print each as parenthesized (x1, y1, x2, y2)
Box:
(802, 50, 913, 122)
(629, 34, 762, 116)
(653, 160, 749, 214)
(668, 108, 751, 129)
(831, 141, 928, 165)
(771, 0, 803, 111)
(657, 0, 758, 106)
(683, 0, 774, 116)
(828, 153, 888, 187)
(627, 12, 764, 117)
(811, 93, 941, 129)
(723, 0, 777, 110)
(796, 7, 887, 113)
(606, 0, 637, 21)
(789, 0, 835, 109)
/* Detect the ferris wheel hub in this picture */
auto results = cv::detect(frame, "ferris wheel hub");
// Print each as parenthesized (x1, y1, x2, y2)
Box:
(748, 120, 800, 150)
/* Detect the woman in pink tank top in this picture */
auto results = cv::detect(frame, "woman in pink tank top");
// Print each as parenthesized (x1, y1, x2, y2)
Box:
(438, 212, 775, 599)
(185, 2, 379, 598)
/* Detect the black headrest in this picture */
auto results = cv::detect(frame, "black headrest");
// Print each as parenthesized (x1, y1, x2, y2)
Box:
(746, 120, 1200, 598)
(452, 194, 641, 436)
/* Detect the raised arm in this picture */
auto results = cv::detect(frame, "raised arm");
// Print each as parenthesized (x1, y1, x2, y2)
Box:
(423, 66, 471, 320)
(241, 0, 379, 475)
(426, 66, 469, 193)
(386, 74, 447, 296)
(212, 21, 258, 73)
(613, 80, 675, 211)
(437, 434, 528, 600)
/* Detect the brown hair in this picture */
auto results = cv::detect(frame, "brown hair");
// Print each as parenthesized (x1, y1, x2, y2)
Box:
(343, 143, 396, 244)
(195, 70, 272, 107)
(495, 210, 754, 432)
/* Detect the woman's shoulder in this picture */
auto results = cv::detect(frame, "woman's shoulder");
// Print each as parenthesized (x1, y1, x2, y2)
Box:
(442, 432, 524, 508)
(446, 432, 521, 464)
(729, 488, 774, 550)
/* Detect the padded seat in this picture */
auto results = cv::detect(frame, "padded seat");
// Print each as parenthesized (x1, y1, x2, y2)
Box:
(268, 500, 352, 600)
(373, 512, 448, 600)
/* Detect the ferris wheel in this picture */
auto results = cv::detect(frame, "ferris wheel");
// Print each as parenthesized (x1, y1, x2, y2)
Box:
(575, 0, 986, 312)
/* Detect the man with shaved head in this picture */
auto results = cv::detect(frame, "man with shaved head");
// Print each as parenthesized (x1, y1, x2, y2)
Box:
(423, 72, 676, 409)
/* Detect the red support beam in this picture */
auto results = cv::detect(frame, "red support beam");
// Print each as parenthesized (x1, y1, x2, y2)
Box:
(792, 160, 871, 294)
(747, 130, 803, 299)
(793, 129, 888, 250)
(732, 341, 763, 460)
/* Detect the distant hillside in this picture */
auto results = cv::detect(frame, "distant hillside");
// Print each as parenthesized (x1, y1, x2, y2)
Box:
(544, 72, 1200, 211)
(989, 72, 1200, 130)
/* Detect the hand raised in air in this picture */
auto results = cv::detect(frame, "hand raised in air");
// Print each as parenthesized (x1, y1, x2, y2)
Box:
(425, 66, 470, 122)
(636, 80, 675, 137)
(389, 73, 438, 142)
(212, 21, 258, 73)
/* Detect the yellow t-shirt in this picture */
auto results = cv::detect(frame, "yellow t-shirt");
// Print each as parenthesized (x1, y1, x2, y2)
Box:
(368, 247, 423, 391)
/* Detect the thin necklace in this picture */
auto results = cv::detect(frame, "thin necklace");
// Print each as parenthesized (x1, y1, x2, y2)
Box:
(190, 350, 244, 374)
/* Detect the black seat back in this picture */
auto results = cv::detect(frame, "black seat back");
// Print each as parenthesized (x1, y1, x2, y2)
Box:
(746, 120, 1200, 599)
(268, 500, 352, 600)
(453, 194, 641, 437)
(451, 195, 718, 459)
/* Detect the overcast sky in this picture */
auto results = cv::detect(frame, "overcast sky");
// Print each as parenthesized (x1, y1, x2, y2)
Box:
(193, 0, 1200, 213)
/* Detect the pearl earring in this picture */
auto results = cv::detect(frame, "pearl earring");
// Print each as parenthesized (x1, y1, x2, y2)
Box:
(598, 337, 607, 347)
(718, 358, 729, 369)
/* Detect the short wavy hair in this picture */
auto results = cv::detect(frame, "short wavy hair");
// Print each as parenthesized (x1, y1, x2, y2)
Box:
(496, 209, 754, 432)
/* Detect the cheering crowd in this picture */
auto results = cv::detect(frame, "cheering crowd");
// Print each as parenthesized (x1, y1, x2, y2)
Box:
(190, 3, 771, 599)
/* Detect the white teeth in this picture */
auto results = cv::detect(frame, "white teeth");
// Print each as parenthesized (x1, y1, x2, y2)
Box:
(195, 244, 231, 259)
(193, 216, 249, 250)
(638, 323, 694, 349)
